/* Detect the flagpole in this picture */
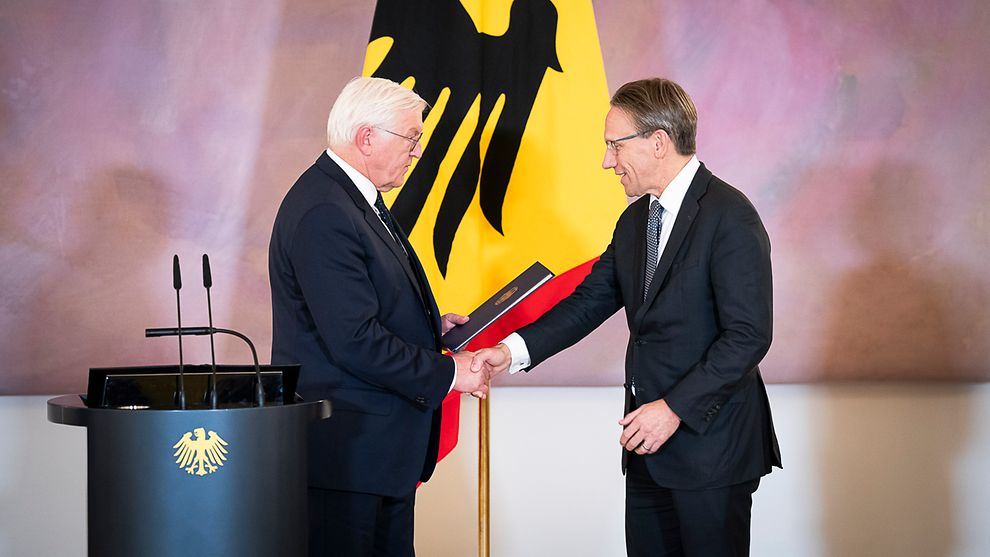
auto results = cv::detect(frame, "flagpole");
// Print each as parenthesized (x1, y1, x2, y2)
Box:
(478, 384, 490, 557)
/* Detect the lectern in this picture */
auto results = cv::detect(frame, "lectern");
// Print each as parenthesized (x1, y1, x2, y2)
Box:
(48, 368, 330, 557)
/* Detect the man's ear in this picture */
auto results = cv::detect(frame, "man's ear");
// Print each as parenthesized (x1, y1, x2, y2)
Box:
(654, 129, 672, 159)
(355, 125, 374, 156)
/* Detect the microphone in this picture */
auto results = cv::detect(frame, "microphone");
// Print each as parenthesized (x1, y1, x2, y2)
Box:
(203, 254, 218, 409)
(147, 327, 211, 336)
(145, 326, 265, 407)
(172, 255, 187, 409)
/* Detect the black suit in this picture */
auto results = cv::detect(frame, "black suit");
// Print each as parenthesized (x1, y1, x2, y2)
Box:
(517, 162, 781, 554)
(269, 152, 453, 555)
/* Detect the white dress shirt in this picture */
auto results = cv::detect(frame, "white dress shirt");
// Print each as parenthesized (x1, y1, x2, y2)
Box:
(327, 148, 381, 214)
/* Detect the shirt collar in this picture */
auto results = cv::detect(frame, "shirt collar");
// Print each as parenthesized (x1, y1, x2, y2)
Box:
(326, 148, 379, 208)
(651, 155, 700, 216)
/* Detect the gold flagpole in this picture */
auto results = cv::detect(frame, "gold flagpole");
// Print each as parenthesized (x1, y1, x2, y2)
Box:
(478, 384, 490, 557)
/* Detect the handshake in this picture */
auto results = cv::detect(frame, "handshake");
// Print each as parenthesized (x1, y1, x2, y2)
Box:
(442, 313, 512, 399)
(451, 344, 512, 399)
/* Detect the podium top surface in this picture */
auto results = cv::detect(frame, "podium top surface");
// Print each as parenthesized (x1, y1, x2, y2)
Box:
(47, 394, 331, 427)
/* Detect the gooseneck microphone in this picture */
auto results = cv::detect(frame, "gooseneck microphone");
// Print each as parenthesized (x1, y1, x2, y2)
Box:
(146, 326, 265, 406)
(203, 254, 218, 409)
(147, 327, 212, 336)
(173, 255, 187, 409)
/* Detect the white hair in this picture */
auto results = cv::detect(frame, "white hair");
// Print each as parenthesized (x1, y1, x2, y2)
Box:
(326, 77, 427, 148)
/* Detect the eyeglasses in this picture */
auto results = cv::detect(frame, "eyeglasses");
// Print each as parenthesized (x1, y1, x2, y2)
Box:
(376, 127, 422, 151)
(605, 130, 654, 153)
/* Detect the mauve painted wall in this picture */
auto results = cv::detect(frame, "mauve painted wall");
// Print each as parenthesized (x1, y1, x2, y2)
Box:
(1, 0, 987, 394)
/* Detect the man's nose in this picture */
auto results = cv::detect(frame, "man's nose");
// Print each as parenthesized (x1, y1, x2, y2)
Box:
(602, 148, 615, 169)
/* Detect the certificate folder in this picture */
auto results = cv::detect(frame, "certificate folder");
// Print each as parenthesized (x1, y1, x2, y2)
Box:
(442, 261, 554, 351)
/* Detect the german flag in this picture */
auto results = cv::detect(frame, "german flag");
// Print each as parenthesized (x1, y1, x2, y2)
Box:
(363, 0, 626, 462)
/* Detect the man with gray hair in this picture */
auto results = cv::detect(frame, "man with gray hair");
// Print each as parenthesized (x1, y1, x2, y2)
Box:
(269, 76, 488, 556)
(473, 78, 781, 556)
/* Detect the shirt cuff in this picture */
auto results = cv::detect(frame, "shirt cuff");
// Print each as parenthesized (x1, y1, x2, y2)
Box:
(447, 354, 458, 394)
(501, 333, 531, 374)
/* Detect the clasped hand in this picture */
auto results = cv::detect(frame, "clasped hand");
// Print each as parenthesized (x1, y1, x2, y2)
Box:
(447, 330, 514, 400)
(442, 313, 487, 399)
(451, 350, 490, 398)
(457, 342, 515, 399)
(450, 344, 511, 399)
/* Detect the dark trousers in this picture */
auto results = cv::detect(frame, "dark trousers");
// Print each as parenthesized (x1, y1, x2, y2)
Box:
(625, 453, 759, 557)
(308, 487, 416, 557)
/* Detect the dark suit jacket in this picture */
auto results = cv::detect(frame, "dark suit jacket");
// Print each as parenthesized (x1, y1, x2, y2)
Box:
(518, 162, 781, 490)
(269, 152, 454, 497)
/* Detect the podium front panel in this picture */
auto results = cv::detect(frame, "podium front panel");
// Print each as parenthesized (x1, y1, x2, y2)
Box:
(49, 396, 330, 557)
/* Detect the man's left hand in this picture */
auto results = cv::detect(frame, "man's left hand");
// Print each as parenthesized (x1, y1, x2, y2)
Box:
(619, 399, 681, 455)
(441, 313, 469, 335)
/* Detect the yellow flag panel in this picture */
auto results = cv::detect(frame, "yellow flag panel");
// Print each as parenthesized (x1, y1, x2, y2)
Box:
(364, 0, 626, 314)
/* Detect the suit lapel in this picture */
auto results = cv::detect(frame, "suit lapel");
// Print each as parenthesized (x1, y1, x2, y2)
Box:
(361, 210, 426, 300)
(632, 164, 711, 330)
(397, 229, 445, 343)
(317, 153, 429, 307)
(367, 208, 444, 344)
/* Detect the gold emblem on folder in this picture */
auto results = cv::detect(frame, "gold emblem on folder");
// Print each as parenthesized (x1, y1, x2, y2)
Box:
(172, 427, 228, 476)
(494, 286, 518, 306)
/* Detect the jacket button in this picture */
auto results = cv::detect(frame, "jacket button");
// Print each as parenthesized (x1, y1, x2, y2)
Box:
(415, 396, 427, 405)
(634, 339, 645, 346)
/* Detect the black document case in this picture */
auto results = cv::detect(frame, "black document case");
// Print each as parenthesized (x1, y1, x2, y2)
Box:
(441, 261, 554, 351)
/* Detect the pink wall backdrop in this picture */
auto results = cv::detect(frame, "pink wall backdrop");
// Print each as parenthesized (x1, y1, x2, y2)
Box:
(1, 0, 988, 394)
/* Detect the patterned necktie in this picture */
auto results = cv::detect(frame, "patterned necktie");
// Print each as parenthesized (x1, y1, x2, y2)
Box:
(375, 193, 435, 327)
(643, 200, 663, 301)
(374, 193, 406, 253)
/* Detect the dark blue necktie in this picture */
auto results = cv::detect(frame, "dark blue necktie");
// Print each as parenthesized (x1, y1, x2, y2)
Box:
(633, 200, 663, 396)
(374, 193, 406, 253)
(375, 193, 435, 325)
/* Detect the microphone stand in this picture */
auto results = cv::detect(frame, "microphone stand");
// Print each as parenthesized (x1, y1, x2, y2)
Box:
(173, 255, 187, 410)
(215, 327, 265, 407)
(203, 254, 218, 409)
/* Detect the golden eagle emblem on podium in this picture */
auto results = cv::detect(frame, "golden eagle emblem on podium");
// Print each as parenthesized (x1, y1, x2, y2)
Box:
(172, 427, 228, 476)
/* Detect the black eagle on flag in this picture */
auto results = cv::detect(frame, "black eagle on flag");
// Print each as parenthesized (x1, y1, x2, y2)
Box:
(368, 0, 562, 276)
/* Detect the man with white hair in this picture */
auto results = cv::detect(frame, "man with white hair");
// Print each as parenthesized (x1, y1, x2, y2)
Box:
(269, 76, 487, 556)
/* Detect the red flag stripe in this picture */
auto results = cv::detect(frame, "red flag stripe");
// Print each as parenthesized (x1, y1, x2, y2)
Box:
(436, 391, 461, 463)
